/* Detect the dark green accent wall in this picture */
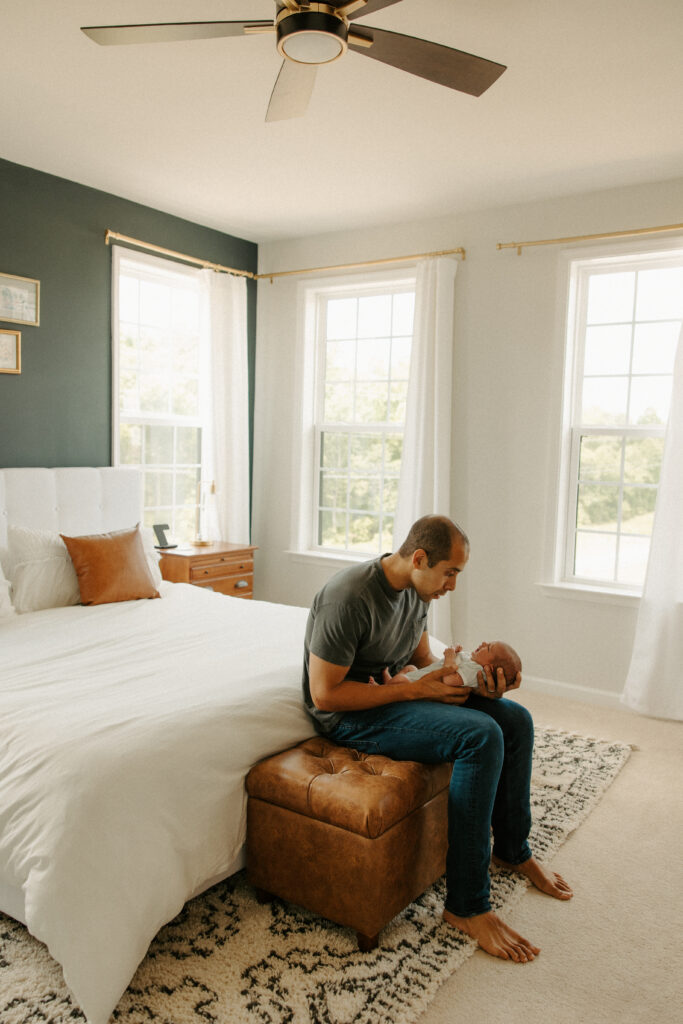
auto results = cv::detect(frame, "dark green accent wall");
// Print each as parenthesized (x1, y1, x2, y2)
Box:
(0, 157, 258, 470)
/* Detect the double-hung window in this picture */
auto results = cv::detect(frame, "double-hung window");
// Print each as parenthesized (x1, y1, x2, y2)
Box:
(558, 244, 683, 591)
(299, 274, 416, 558)
(112, 247, 209, 544)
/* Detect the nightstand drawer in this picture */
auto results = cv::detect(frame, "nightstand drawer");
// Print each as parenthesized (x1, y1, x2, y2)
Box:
(190, 558, 254, 582)
(195, 573, 253, 598)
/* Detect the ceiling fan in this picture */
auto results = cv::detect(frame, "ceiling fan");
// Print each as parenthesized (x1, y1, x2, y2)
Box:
(81, 1, 506, 122)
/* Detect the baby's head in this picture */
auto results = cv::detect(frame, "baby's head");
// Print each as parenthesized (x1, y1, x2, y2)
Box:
(471, 641, 522, 686)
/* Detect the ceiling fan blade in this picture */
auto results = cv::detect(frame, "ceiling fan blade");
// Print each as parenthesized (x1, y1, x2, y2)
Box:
(81, 21, 272, 46)
(344, 0, 403, 20)
(348, 26, 506, 96)
(266, 60, 317, 122)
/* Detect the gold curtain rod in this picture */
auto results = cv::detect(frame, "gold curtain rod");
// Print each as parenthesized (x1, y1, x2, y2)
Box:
(104, 230, 256, 278)
(255, 246, 466, 281)
(497, 222, 683, 255)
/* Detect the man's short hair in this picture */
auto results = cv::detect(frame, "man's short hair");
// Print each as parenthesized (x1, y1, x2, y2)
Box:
(398, 515, 470, 567)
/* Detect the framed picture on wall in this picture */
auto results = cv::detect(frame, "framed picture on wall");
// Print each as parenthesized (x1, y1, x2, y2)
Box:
(0, 329, 21, 374)
(0, 271, 40, 326)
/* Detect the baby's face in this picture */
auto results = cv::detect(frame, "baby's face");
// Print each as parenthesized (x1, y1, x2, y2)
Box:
(472, 641, 506, 667)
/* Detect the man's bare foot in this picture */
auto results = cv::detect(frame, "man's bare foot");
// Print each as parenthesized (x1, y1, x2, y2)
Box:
(442, 908, 540, 962)
(493, 855, 573, 900)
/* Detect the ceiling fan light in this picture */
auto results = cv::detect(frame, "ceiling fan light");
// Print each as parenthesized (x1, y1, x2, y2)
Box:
(277, 11, 348, 65)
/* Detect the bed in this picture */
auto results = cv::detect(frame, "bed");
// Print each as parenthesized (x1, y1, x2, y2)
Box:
(0, 467, 315, 1024)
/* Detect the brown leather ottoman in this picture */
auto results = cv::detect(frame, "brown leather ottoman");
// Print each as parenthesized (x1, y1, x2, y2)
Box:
(246, 736, 452, 951)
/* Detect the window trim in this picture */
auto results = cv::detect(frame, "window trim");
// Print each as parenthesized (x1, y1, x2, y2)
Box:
(291, 268, 417, 560)
(553, 236, 683, 596)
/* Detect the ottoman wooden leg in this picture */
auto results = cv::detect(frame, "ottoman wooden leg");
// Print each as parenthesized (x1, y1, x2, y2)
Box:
(357, 931, 379, 952)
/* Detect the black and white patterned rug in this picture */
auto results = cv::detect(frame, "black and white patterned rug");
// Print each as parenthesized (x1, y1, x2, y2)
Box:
(0, 728, 631, 1024)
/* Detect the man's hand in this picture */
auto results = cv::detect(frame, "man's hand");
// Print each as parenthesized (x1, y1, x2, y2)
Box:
(475, 665, 522, 700)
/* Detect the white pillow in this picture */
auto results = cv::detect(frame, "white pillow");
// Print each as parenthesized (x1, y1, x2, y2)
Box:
(140, 526, 163, 587)
(0, 562, 15, 619)
(8, 525, 81, 613)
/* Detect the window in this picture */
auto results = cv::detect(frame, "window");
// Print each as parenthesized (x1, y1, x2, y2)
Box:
(558, 244, 683, 591)
(299, 275, 416, 557)
(112, 248, 209, 544)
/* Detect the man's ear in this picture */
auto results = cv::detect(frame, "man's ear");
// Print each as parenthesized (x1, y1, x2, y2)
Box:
(412, 548, 428, 569)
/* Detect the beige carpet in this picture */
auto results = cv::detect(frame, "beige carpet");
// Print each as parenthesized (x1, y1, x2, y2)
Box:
(418, 690, 683, 1024)
(0, 712, 638, 1024)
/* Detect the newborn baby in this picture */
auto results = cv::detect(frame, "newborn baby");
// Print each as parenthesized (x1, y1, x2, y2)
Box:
(403, 640, 522, 689)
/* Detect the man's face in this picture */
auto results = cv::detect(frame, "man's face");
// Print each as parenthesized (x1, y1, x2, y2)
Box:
(411, 538, 469, 602)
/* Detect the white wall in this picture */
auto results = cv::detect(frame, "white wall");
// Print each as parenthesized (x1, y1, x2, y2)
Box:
(251, 176, 683, 706)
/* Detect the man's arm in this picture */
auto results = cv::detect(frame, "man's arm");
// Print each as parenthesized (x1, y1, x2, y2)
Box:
(309, 651, 471, 712)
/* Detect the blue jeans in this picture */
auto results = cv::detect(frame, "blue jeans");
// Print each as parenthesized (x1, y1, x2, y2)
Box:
(326, 695, 534, 917)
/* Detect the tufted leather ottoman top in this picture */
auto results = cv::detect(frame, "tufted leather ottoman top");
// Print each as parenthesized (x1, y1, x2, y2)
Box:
(246, 737, 452, 840)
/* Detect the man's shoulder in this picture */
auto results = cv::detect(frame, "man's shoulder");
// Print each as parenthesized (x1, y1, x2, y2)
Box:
(316, 557, 381, 605)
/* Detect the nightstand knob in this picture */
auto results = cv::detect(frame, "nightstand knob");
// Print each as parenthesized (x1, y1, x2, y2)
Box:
(235, 580, 249, 589)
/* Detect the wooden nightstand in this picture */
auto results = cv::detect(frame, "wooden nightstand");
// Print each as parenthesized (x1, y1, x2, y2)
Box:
(158, 542, 257, 599)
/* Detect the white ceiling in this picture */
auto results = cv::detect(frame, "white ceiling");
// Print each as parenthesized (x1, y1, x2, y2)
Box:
(2, 1, 682, 243)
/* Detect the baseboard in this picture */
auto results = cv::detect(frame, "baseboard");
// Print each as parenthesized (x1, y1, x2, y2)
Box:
(522, 674, 623, 709)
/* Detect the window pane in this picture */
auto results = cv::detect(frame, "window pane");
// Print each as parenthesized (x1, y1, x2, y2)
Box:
(578, 436, 622, 482)
(623, 437, 664, 484)
(574, 531, 617, 581)
(586, 271, 634, 324)
(320, 472, 347, 509)
(628, 376, 673, 425)
(358, 295, 391, 339)
(616, 535, 650, 586)
(392, 292, 415, 335)
(172, 377, 199, 417)
(349, 513, 380, 551)
(621, 486, 657, 535)
(324, 382, 353, 421)
(577, 483, 619, 529)
(176, 426, 202, 465)
(632, 322, 680, 374)
(385, 435, 403, 469)
(356, 338, 390, 380)
(175, 505, 199, 545)
(391, 337, 412, 379)
(388, 382, 408, 424)
(140, 280, 170, 328)
(381, 517, 394, 552)
(139, 373, 170, 415)
(355, 383, 388, 423)
(172, 289, 200, 332)
(325, 339, 356, 381)
(583, 324, 631, 375)
(635, 267, 683, 320)
(321, 431, 349, 470)
(349, 477, 379, 512)
(119, 276, 139, 322)
(144, 470, 173, 508)
(175, 468, 200, 506)
(120, 372, 139, 414)
(350, 433, 382, 470)
(580, 377, 628, 424)
(145, 425, 174, 465)
(319, 509, 346, 548)
(172, 333, 200, 377)
(327, 297, 357, 339)
(119, 424, 142, 464)
(383, 475, 399, 510)
(120, 328, 138, 371)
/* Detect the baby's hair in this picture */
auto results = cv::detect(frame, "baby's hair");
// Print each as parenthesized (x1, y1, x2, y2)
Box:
(493, 642, 522, 685)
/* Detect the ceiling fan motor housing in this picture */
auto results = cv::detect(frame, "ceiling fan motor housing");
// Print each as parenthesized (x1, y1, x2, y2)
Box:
(276, 8, 349, 65)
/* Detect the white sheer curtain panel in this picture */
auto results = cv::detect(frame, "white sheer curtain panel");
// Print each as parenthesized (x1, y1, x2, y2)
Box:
(622, 326, 683, 720)
(200, 270, 250, 543)
(392, 257, 458, 644)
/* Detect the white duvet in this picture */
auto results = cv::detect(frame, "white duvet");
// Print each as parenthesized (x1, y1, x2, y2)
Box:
(0, 583, 315, 1023)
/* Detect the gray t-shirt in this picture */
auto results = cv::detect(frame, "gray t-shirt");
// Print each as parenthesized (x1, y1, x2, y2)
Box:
(302, 555, 429, 732)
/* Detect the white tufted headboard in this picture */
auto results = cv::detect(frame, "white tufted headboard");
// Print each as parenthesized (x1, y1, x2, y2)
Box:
(0, 467, 143, 570)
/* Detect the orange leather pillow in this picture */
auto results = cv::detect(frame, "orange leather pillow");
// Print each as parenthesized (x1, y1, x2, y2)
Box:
(61, 525, 160, 606)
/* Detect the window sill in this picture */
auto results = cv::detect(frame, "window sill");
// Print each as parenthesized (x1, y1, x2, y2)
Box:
(287, 549, 371, 570)
(537, 581, 641, 607)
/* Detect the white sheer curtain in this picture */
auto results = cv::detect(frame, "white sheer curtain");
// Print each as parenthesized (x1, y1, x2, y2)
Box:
(392, 257, 458, 644)
(200, 270, 250, 543)
(622, 326, 683, 719)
